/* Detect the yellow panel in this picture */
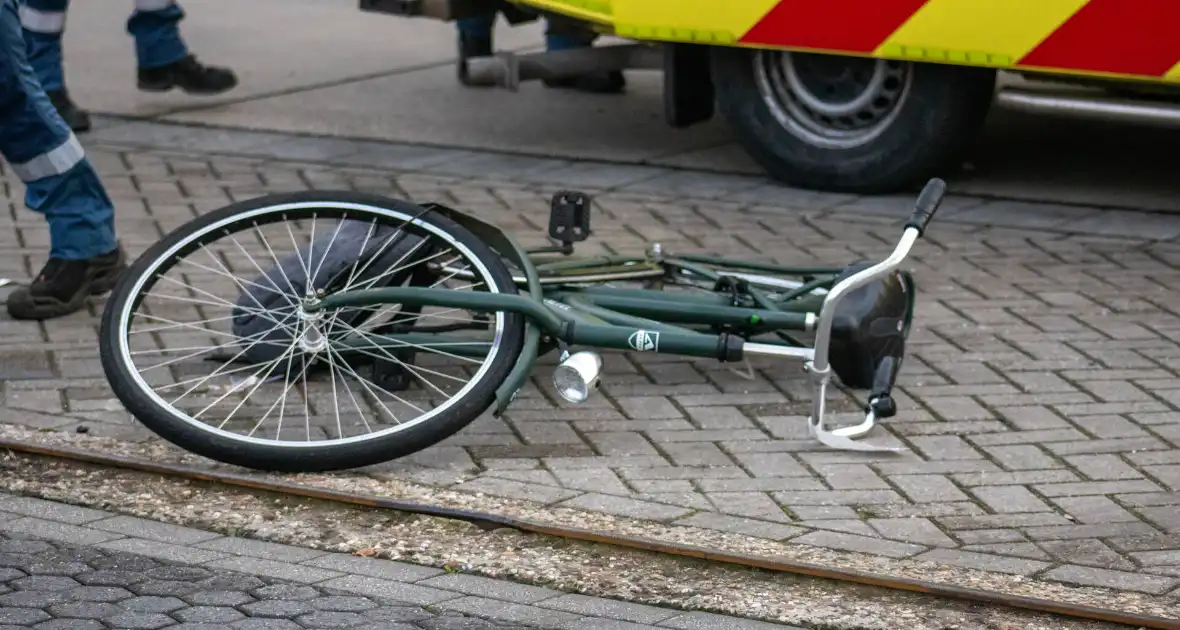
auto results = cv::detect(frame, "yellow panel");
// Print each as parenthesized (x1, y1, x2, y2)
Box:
(1168, 61, 1180, 81)
(875, 0, 1089, 65)
(612, 0, 779, 44)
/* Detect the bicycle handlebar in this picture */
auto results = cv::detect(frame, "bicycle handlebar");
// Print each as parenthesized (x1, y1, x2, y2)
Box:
(904, 178, 947, 237)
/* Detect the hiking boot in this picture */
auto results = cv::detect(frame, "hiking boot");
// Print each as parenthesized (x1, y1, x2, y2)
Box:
(6, 247, 127, 321)
(46, 88, 92, 133)
(543, 70, 626, 94)
(457, 34, 494, 87)
(138, 55, 238, 95)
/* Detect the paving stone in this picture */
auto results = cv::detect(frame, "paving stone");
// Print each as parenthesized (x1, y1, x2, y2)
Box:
(302, 555, 443, 582)
(791, 531, 924, 559)
(1042, 565, 1180, 594)
(557, 494, 693, 521)
(914, 549, 1051, 576)
(0, 498, 108, 525)
(203, 557, 342, 584)
(539, 594, 678, 624)
(95, 538, 227, 565)
(89, 517, 221, 545)
(315, 576, 459, 605)
(437, 596, 582, 627)
(969, 486, 1051, 513)
(657, 611, 805, 629)
(417, 574, 560, 604)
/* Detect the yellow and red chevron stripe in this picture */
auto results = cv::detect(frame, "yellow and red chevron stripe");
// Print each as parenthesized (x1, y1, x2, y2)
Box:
(740, 0, 1180, 81)
(521, 0, 1180, 83)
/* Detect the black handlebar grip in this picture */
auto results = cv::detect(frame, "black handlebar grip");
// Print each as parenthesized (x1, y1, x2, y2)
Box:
(905, 178, 947, 236)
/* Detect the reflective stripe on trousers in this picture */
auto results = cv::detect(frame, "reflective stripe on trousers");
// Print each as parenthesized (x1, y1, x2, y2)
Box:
(0, 0, 117, 260)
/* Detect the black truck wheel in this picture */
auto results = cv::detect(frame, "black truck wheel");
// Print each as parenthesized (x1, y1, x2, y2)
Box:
(710, 47, 996, 194)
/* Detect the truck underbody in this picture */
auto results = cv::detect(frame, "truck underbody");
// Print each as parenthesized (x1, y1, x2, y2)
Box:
(360, 0, 1180, 193)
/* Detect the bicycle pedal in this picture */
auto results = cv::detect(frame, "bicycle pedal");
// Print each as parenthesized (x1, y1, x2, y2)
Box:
(548, 191, 592, 244)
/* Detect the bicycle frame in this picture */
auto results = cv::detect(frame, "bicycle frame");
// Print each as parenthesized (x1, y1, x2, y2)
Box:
(306, 179, 948, 453)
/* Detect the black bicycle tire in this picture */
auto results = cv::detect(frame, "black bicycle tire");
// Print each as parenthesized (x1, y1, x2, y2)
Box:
(99, 190, 526, 473)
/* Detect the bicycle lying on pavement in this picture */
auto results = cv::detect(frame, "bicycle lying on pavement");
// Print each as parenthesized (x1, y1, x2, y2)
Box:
(98, 178, 948, 473)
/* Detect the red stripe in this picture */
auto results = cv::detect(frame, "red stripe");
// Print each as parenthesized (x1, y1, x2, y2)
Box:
(1018, 0, 1180, 77)
(739, 0, 930, 53)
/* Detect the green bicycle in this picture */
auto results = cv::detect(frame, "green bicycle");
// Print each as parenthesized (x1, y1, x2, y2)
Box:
(99, 178, 947, 473)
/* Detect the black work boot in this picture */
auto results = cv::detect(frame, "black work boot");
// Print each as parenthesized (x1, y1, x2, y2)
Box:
(457, 34, 494, 87)
(46, 88, 92, 133)
(543, 70, 626, 94)
(6, 247, 127, 321)
(138, 55, 238, 95)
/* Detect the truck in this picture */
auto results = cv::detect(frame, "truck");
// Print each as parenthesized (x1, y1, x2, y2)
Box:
(360, 0, 1180, 194)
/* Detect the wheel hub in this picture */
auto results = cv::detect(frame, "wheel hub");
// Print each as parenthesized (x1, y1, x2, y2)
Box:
(754, 50, 913, 149)
(298, 302, 329, 354)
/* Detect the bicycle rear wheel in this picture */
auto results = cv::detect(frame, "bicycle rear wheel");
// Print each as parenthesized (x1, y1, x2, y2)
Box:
(100, 191, 525, 472)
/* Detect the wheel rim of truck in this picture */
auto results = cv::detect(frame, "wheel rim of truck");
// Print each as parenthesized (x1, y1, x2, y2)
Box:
(754, 50, 913, 149)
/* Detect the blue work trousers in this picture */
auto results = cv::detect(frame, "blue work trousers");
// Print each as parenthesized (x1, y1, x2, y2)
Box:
(0, 0, 116, 260)
(19, 0, 187, 92)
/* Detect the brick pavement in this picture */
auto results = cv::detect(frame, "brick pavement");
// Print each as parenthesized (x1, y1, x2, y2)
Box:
(0, 492, 796, 629)
(2, 120, 1180, 599)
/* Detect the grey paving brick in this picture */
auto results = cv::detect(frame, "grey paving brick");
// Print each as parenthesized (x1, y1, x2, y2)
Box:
(95, 538, 227, 565)
(1034, 480, 1164, 497)
(771, 490, 903, 506)
(0, 518, 122, 546)
(557, 494, 693, 521)
(890, 475, 969, 503)
(673, 513, 803, 541)
(558, 618, 663, 630)
(1062, 454, 1143, 480)
(814, 464, 890, 489)
(540, 594, 678, 624)
(982, 445, 1062, 471)
(906, 435, 983, 460)
(1042, 565, 1180, 594)
(657, 611, 804, 629)
(969, 486, 1051, 513)
(1039, 540, 1135, 571)
(914, 549, 1050, 576)
(0, 497, 109, 525)
(1049, 495, 1140, 523)
(202, 557, 342, 584)
(453, 477, 582, 504)
(89, 516, 221, 545)
(315, 576, 459, 605)
(437, 595, 583, 626)
(869, 519, 956, 547)
(1023, 522, 1160, 541)
(302, 554, 443, 582)
(791, 531, 925, 559)
(417, 573, 560, 603)
(193, 537, 328, 563)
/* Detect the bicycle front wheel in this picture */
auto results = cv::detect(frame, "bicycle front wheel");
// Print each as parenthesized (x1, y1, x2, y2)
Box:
(100, 191, 525, 472)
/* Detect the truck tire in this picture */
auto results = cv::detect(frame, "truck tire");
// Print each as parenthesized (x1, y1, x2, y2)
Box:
(710, 47, 996, 194)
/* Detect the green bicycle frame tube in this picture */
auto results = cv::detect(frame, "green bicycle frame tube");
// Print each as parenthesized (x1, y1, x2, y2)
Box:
(312, 287, 568, 336)
(562, 293, 810, 331)
(673, 254, 844, 276)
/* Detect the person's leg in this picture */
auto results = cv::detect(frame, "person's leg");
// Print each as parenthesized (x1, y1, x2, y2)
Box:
(542, 16, 624, 94)
(455, 13, 495, 86)
(127, 0, 237, 94)
(18, 0, 89, 131)
(0, 0, 122, 320)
